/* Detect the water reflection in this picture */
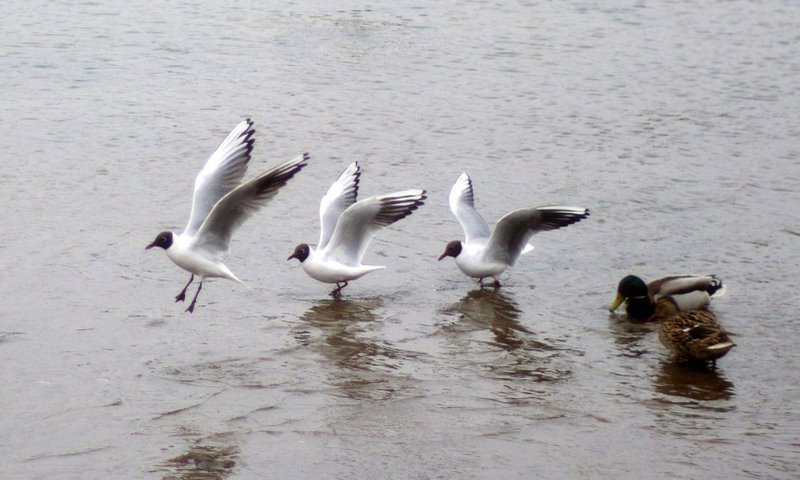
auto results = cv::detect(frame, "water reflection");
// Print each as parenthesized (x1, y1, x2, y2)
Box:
(441, 288, 528, 349)
(295, 297, 413, 400)
(160, 442, 239, 480)
(607, 312, 659, 359)
(654, 361, 735, 403)
(648, 362, 736, 441)
(296, 297, 383, 369)
(440, 289, 570, 387)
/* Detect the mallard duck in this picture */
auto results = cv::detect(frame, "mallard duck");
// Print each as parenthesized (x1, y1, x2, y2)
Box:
(653, 297, 735, 366)
(609, 274, 726, 319)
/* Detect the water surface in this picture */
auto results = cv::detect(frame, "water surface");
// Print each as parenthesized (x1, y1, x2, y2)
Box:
(1, 1, 799, 478)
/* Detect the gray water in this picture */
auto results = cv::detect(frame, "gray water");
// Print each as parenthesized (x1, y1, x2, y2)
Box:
(2, 1, 799, 478)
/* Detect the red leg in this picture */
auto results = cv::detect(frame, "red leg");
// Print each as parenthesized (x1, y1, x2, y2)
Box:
(330, 281, 349, 297)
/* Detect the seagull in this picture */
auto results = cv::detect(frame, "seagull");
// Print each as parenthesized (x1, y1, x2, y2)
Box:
(438, 172, 589, 287)
(146, 119, 309, 312)
(288, 162, 426, 296)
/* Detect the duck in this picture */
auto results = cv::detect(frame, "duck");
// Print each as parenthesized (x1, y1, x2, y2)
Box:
(653, 297, 735, 366)
(609, 274, 726, 319)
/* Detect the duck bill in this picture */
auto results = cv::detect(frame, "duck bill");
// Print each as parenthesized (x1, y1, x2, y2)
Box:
(608, 292, 625, 312)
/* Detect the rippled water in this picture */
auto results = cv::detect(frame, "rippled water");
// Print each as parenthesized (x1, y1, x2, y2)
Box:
(2, 1, 799, 478)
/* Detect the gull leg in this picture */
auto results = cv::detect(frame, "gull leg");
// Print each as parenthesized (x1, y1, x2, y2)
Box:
(175, 274, 194, 302)
(186, 281, 203, 313)
(330, 281, 349, 297)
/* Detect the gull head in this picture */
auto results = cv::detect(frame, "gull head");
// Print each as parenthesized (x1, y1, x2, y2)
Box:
(288, 243, 311, 262)
(438, 240, 463, 261)
(146, 231, 173, 251)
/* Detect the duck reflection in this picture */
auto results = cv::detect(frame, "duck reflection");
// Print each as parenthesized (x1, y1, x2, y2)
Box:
(161, 442, 239, 480)
(653, 360, 735, 403)
(607, 311, 659, 359)
(295, 297, 410, 400)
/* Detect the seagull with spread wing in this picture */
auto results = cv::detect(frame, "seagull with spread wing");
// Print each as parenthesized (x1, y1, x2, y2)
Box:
(438, 172, 589, 287)
(288, 162, 426, 296)
(146, 119, 309, 312)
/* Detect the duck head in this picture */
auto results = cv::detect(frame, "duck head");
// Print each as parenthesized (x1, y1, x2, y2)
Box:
(609, 275, 648, 311)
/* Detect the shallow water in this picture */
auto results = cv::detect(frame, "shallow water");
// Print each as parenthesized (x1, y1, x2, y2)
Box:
(1, 1, 799, 478)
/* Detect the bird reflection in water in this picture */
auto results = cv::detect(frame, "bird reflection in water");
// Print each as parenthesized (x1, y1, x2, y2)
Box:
(160, 442, 239, 480)
(295, 297, 412, 400)
(654, 360, 735, 403)
(608, 312, 735, 405)
(440, 289, 569, 384)
(441, 288, 528, 350)
(607, 312, 659, 359)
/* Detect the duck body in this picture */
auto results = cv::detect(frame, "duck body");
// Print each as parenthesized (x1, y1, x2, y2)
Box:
(610, 274, 726, 320)
(654, 298, 735, 364)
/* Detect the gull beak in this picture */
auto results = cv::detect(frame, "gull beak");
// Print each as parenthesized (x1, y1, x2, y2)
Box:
(145, 242, 157, 250)
(609, 292, 625, 312)
(287, 253, 297, 261)
(437, 251, 448, 261)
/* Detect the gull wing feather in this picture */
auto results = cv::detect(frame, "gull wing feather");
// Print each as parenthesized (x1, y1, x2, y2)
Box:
(485, 205, 589, 266)
(193, 153, 310, 254)
(318, 162, 361, 249)
(324, 189, 426, 266)
(449, 173, 490, 244)
(184, 119, 255, 236)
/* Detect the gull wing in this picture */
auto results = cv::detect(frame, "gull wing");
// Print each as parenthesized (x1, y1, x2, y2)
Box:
(193, 153, 310, 254)
(449, 173, 491, 244)
(318, 162, 361, 249)
(184, 119, 255, 237)
(484, 205, 589, 266)
(324, 189, 426, 266)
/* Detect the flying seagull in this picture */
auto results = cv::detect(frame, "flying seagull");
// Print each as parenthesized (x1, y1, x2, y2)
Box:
(146, 119, 309, 312)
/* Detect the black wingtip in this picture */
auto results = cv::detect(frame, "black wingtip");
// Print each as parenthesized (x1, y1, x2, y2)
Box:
(242, 118, 256, 143)
(353, 162, 362, 197)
